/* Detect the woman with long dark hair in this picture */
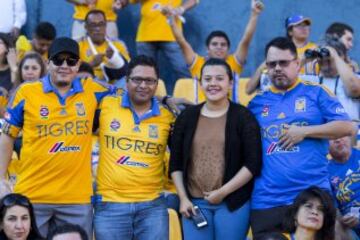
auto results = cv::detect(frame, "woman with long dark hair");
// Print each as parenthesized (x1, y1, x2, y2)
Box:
(0, 193, 43, 240)
(283, 186, 337, 240)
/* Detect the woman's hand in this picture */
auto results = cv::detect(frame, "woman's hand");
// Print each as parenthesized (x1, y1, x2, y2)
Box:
(203, 188, 226, 204)
(179, 197, 195, 218)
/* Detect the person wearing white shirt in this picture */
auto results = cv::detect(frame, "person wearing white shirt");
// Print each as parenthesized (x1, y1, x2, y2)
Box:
(0, 0, 27, 39)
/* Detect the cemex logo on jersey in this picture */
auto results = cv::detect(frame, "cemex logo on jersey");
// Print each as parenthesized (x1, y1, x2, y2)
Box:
(116, 156, 149, 168)
(49, 142, 81, 153)
(266, 142, 300, 155)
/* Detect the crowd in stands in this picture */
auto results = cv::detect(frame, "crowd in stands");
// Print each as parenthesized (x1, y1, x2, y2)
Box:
(0, 0, 360, 240)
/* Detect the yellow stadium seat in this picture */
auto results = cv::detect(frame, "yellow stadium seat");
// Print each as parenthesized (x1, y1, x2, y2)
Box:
(168, 208, 182, 240)
(156, 79, 167, 96)
(238, 78, 256, 106)
(173, 78, 206, 104)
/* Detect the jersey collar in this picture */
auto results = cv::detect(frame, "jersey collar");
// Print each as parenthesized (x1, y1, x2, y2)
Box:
(121, 91, 160, 117)
(42, 74, 84, 94)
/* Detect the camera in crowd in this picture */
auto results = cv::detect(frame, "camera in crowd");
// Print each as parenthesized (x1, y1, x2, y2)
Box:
(304, 47, 330, 59)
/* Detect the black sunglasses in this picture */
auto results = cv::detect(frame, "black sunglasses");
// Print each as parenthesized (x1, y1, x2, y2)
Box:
(2, 194, 31, 207)
(51, 56, 79, 67)
(266, 58, 296, 69)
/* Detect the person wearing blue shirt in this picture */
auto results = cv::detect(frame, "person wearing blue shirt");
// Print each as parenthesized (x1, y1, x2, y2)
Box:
(248, 36, 354, 238)
(328, 135, 360, 238)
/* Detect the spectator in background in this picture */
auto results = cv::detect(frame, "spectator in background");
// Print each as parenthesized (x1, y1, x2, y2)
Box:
(66, 0, 119, 40)
(0, 0, 26, 40)
(326, 22, 359, 72)
(0, 33, 18, 92)
(0, 193, 43, 240)
(328, 135, 360, 238)
(248, 37, 353, 237)
(120, 0, 197, 93)
(47, 224, 88, 240)
(18, 52, 46, 83)
(285, 15, 318, 74)
(166, 0, 263, 103)
(170, 58, 262, 240)
(78, 9, 129, 82)
(282, 186, 336, 240)
(300, 36, 360, 121)
(16, 22, 56, 61)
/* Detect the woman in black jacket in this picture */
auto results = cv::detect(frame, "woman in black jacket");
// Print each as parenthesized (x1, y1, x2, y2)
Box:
(170, 58, 262, 240)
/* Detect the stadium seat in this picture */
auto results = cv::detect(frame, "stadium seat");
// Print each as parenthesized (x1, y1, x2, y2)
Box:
(168, 208, 182, 240)
(173, 78, 206, 104)
(238, 78, 256, 106)
(156, 79, 167, 96)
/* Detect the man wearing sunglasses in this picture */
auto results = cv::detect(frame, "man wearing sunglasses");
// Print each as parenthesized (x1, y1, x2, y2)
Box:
(93, 55, 174, 240)
(0, 37, 114, 239)
(247, 36, 354, 237)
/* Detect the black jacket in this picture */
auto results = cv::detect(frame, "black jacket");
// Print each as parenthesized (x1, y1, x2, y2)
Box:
(169, 101, 262, 211)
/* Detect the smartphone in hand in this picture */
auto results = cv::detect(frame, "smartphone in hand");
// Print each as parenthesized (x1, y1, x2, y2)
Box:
(192, 205, 208, 228)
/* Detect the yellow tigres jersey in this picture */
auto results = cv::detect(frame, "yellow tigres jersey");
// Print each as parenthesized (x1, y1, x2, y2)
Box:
(163, 149, 176, 193)
(78, 38, 130, 80)
(16, 36, 48, 61)
(2, 75, 111, 204)
(131, 0, 183, 42)
(190, 54, 243, 80)
(73, 0, 117, 21)
(96, 92, 175, 202)
(297, 41, 318, 75)
(0, 91, 8, 109)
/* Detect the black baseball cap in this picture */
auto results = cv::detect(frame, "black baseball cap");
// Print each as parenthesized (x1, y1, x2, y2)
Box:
(48, 37, 79, 59)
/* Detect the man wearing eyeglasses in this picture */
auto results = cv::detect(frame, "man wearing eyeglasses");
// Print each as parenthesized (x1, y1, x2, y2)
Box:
(0, 37, 113, 239)
(93, 55, 174, 240)
(247, 37, 354, 237)
(78, 9, 130, 82)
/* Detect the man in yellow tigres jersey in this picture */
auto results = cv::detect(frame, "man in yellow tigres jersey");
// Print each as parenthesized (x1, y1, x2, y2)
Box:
(166, 0, 263, 103)
(94, 55, 174, 240)
(78, 9, 130, 82)
(0, 37, 113, 239)
(67, 0, 119, 39)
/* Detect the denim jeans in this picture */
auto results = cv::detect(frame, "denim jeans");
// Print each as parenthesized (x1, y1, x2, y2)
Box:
(182, 198, 250, 240)
(94, 197, 169, 240)
(137, 41, 191, 93)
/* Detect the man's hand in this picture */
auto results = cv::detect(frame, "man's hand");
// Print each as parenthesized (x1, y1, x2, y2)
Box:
(164, 97, 193, 115)
(342, 214, 359, 228)
(113, 0, 129, 10)
(90, 53, 105, 67)
(279, 125, 306, 149)
(7, 49, 18, 75)
(0, 179, 13, 199)
(11, 27, 21, 40)
(252, 0, 264, 14)
(105, 47, 114, 59)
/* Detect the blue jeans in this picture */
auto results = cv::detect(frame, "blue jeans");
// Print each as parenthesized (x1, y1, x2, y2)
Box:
(94, 197, 169, 240)
(137, 41, 191, 93)
(182, 199, 250, 240)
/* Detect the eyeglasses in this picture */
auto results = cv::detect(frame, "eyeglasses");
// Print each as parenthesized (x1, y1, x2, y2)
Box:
(2, 194, 31, 207)
(87, 22, 106, 28)
(51, 56, 79, 67)
(266, 58, 296, 69)
(129, 77, 158, 86)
